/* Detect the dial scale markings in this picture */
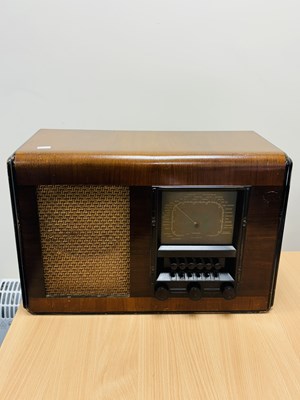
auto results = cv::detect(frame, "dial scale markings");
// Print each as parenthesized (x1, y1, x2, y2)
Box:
(161, 191, 237, 245)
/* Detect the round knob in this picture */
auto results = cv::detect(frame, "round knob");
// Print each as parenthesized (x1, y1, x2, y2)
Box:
(187, 284, 202, 301)
(221, 284, 236, 300)
(155, 285, 169, 301)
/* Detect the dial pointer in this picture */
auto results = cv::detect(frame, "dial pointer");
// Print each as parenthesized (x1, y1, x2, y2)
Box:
(175, 205, 199, 226)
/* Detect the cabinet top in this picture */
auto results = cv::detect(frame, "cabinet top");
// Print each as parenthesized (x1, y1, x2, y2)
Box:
(15, 129, 285, 156)
(11, 130, 289, 186)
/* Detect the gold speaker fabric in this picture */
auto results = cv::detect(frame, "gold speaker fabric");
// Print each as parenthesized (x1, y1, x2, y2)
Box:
(37, 185, 130, 297)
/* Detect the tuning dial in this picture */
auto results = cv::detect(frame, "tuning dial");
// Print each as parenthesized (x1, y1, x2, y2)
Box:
(187, 284, 202, 301)
(155, 284, 169, 301)
(221, 284, 236, 300)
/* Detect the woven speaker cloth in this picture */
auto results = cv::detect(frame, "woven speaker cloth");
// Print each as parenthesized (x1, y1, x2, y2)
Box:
(37, 185, 130, 297)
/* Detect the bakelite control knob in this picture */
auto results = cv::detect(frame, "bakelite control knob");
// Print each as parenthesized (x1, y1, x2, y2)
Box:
(155, 285, 169, 301)
(221, 284, 236, 300)
(187, 284, 202, 301)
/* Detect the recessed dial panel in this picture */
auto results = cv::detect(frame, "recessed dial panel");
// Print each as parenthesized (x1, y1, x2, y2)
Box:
(160, 190, 237, 245)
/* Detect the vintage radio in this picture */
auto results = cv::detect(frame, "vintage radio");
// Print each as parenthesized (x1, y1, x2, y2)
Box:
(8, 130, 291, 313)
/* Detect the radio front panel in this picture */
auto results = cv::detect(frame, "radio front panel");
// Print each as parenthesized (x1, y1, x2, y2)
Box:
(10, 182, 288, 313)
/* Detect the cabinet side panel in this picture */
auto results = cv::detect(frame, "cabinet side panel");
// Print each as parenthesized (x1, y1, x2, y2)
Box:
(7, 156, 29, 307)
(269, 156, 292, 307)
(15, 186, 46, 300)
(239, 186, 284, 300)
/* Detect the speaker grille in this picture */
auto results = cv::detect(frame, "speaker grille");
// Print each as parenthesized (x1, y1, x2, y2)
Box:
(37, 185, 130, 297)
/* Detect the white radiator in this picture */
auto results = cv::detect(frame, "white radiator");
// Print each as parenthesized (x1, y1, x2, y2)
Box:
(0, 279, 21, 344)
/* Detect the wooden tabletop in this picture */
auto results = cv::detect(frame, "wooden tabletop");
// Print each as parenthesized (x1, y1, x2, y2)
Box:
(0, 252, 299, 400)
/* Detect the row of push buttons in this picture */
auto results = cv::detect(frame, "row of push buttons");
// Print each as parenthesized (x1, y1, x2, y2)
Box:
(157, 271, 234, 283)
(170, 271, 220, 280)
(169, 257, 223, 271)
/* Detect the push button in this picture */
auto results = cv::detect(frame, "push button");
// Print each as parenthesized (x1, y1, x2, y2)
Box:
(179, 258, 186, 270)
(196, 258, 204, 270)
(212, 258, 221, 270)
(170, 258, 178, 270)
(204, 258, 212, 270)
(187, 258, 195, 269)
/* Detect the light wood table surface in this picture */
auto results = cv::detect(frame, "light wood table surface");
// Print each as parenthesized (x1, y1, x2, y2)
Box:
(0, 252, 299, 400)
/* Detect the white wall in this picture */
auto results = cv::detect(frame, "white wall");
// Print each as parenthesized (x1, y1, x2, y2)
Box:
(1, 0, 299, 279)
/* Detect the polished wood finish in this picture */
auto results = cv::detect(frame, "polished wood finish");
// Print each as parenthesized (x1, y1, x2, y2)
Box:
(14, 186, 45, 300)
(28, 295, 268, 313)
(8, 130, 291, 313)
(14, 130, 287, 186)
(0, 253, 299, 400)
(130, 187, 153, 296)
(239, 186, 283, 296)
(15, 129, 285, 154)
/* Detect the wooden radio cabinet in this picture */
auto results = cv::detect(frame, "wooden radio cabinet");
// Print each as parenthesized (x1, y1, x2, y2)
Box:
(8, 130, 292, 313)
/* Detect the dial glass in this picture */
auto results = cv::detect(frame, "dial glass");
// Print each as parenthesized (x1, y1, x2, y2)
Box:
(160, 190, 237, 245)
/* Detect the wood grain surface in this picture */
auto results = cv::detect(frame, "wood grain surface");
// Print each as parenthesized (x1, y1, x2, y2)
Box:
(0, 252, 299, 400)
(12, 130, 287, 186)
(15, 129, 285, 155)
(10, 130, 290, 313)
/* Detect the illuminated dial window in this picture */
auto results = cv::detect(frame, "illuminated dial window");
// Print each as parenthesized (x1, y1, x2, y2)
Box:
(160, 190, 237, 245)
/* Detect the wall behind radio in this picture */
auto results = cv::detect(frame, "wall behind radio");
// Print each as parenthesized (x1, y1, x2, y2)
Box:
(0, 0, 299, 278)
